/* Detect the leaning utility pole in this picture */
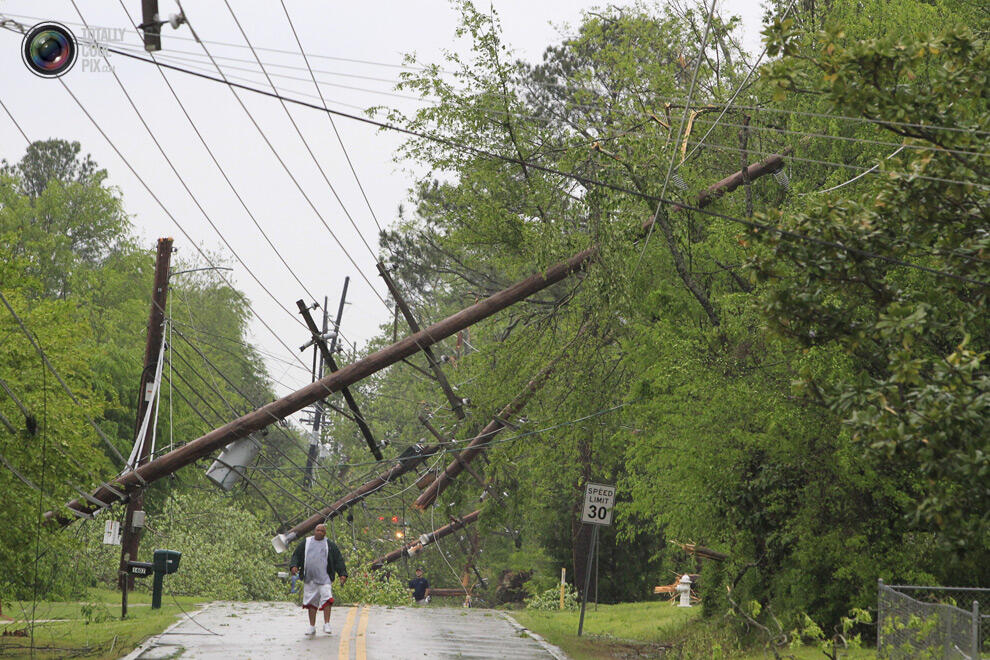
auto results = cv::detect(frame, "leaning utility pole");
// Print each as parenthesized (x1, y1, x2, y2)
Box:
(370, 510, 481, 569)
(271, 442, 444, 552)
(377, 262, 465, 419)
(118, 237, 172, 617)
(297, 287, 382, 462)
(302, 295, 330, 489)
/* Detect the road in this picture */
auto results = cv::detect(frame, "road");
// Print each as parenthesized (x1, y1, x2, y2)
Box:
(124, 601, 565, 660)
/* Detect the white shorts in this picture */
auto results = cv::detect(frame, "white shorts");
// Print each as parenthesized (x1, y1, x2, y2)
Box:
(302, 581, 333, 610)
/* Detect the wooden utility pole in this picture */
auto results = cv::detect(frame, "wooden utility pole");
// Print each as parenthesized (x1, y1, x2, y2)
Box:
(370, 510, 481, 569)
(377, 262, 465, 419)
(641, 150, 792, 233)
(139, 0, 161, 51)
(48, 246, 596, 525)
(118, 237, 172, 617)
(51, 150, 792, 526)
(297, 295, 382, 462)
(303, 296, 329, 489)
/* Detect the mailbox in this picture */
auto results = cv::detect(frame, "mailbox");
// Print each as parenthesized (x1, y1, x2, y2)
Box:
(153, 549, 181, 575)
(150, 549, 182, 610)
(126, 561, 153, 577)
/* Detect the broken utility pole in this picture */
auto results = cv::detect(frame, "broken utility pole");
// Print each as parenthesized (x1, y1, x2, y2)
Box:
(271, 442, 443, 552)
(119, 237, 172, 617)
(48, 246, 596, 526)
(370, 510, 481, 569)
(377, 262, 465, 419)
(297, 294, 382, 462)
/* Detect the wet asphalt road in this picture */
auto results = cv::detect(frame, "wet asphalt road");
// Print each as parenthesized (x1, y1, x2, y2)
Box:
(125, 601, 565, 660)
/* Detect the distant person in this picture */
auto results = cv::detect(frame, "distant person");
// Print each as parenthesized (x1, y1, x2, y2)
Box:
(289, 523, 348, 635)
(408, 566, 431, 604)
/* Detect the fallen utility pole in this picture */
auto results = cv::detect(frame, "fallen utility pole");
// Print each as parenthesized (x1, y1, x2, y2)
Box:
(45, 246, 597, 525)
(377, 262, 466, 419)
(271, 442, 442, 552)
(297, 296, 382, 462)
(370, 510, 481, 569)
(413, 351, 566, 510)
(641, 150, 791, 233)
(119, 237, 172, 617)
(416, 414, 485, 487)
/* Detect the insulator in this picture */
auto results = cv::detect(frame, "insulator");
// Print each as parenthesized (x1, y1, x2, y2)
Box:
(773, 168, 790, 190)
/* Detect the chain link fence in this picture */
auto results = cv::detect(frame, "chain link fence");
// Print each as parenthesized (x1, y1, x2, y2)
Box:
(878, 580, 988, 659)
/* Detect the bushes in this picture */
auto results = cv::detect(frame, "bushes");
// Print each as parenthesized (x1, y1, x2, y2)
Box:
(525, 585, 579, 611)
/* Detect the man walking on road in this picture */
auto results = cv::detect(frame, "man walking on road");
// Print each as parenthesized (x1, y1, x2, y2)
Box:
(289, 523, 348, 635)
(408, 566, 431, 604)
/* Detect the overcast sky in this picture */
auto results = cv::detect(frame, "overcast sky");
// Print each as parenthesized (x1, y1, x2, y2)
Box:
(0, 1, 766, 415)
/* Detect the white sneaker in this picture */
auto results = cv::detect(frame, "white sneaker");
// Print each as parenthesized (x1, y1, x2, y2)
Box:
(323, 623, 332, 634)
(304, 625, 316, 636)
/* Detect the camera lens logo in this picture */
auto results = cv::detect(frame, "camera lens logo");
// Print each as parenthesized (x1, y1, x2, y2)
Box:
(22, 23, 78, 78)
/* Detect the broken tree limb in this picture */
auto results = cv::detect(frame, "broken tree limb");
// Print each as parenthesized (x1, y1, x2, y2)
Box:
(297, 299, 382, 461)
(673, 541, 729, 562)
(47, 246, 597, 526)
(370, 510, 481, 569)
(271, 442, 443, 552)
(377, 262, 466, 419)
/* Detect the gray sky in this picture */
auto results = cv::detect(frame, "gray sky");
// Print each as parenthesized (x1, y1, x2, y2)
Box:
(0, 1, 766, 413)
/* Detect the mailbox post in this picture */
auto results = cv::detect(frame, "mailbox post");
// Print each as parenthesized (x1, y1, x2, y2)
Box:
(123, 548, 181, 616)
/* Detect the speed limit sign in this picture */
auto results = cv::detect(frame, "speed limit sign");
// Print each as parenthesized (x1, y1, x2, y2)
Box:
(581, 482, 615, 526)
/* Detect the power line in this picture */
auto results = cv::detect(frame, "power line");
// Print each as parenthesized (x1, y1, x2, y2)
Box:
(687, 116, 988, 160)
(680, 0, 798, 165)
(9, 49, 983, 294)
(51, 75, 313, 381)
(108, 42, 989, 169)
(172, 8, 392, 313)
(112, 1, 327, 319)
(67, 2, 322, 371)
(3, 11, 987, 140)
(219, 1, 383, 262)
(277, 0, 386, 238)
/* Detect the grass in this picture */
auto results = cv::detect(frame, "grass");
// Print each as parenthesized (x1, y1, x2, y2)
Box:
(511, 601, 878, 660)
(512, 600, 699, 659)
(0, 587, 206, 659)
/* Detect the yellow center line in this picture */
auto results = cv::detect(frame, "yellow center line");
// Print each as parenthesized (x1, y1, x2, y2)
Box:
(355, 606, 370, 660)
(337, 606, 357, 660)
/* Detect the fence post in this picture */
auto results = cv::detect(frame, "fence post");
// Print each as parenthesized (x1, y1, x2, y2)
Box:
(877, 579, 884, 653)
(973, 600, 980, 660)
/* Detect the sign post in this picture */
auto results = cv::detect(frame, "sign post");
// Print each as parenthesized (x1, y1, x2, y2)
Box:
(577, 482, 615, 636)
